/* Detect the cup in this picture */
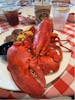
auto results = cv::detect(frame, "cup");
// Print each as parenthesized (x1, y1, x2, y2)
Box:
(34, 2, 51, 24)
(2, 4, 20, 26)
(52, 2, 70, 30)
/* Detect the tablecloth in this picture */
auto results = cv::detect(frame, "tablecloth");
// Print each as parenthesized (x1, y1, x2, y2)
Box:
(45, 22, 75, 98)
(0, 15, 35, 34)
(0, 16, 75, 99)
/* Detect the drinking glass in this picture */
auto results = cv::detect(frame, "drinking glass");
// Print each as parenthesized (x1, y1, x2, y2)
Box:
(2, 4, 20, 26)
(52, 2, 70, 30)
(34, 1, 51, 24)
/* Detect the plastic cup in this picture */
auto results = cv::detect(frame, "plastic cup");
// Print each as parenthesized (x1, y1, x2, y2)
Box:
(2, 4, 20, 26)
(34, 2, 51, 24)
(52, 2, 70, 30)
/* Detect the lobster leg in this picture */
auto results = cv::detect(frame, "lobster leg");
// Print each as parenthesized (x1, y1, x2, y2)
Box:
(47, 44, 62, 62)
(38, 56, 60, 75)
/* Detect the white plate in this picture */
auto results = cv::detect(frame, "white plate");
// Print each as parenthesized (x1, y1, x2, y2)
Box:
(0, 26, 71, 91)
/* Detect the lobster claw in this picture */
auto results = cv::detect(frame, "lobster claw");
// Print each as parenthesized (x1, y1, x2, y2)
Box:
(7, 42, 46, 98)
(33, 18, 53, 56)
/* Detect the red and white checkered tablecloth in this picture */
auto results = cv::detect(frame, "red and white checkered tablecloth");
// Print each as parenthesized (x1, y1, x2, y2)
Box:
(0, 17, 75, 99)
(0, 15, 35, 34)
(45, 22, 75, 98)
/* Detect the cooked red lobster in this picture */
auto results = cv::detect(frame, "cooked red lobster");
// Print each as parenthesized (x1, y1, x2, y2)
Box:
(7, 18, 62, 98)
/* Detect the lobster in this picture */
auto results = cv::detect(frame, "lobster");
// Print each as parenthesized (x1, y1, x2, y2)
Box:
(7, 18, 63, 98)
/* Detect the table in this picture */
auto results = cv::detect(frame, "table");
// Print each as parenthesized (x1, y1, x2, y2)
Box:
(0, 5, 75, 99)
